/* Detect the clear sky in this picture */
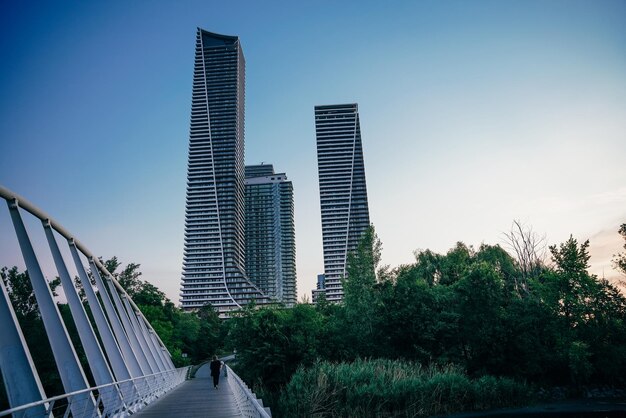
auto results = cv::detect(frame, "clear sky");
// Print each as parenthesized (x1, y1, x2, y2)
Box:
(1, 0, 625, 304)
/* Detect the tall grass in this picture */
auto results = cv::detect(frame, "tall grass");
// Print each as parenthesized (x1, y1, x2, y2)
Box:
(276, 359, 531, 417)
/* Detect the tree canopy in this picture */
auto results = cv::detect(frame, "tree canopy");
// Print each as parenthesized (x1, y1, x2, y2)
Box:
(227, 223, 626, 404)
(3, 223, 626, 416)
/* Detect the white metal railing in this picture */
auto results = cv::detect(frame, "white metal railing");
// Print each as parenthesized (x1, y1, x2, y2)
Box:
(0, 367, 190, 417)
(0, 184, 179, 416)
(225, 364, 271, 418)
(0, 185, 173, 360)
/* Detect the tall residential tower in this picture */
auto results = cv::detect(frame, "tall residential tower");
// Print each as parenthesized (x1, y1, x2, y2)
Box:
(245, 164, 297, 307)
(314, 103, 371, 303)
(180, 29, 269, 314)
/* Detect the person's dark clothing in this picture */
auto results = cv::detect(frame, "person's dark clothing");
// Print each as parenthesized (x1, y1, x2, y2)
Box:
(210, 360, 222, 388)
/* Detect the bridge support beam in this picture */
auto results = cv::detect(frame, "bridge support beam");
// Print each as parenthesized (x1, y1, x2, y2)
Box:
(7, 200, 96, 417)
(43, 221, 125, 415)
(0, 273, 48, 417)
(149, 328, 174, 370)
(105, 277, 155, 375)
(88, 259, 145, 378)
(69, 241, 137, 403)
(121, 295, 163, 373)
(0, 186, 184, 417)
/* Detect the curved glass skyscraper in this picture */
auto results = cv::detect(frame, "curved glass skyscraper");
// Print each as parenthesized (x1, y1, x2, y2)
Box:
(315, 103, 371, 303)
(180, 29, 269, 314)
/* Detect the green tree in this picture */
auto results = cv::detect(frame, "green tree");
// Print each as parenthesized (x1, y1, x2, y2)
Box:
(0, 267, 64, 401)
(227, 304, 324, 390)
(1, 267, 39, 318)
(1, 267, 61, 318)
(453, 262, 507, 375)
(378, 265, 445, 362)
(439, 242, 475, 285)
(104, 258, 166, 306)
(542, 237, 598, 326)
(411, 249, 443, 286)
(475, 244, 520, 294)
(342, 225, 385, 357)
(532, 236, 626, 385)
(613, 223, 626, 276)
(194, 304, 222, 361)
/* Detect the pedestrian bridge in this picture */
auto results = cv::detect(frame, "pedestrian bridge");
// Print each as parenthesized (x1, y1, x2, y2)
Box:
(0, 185, 270, 417)
(134, 361, 270, 418)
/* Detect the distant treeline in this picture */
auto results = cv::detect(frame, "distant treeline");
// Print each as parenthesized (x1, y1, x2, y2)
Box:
(225, 223, 626, 416)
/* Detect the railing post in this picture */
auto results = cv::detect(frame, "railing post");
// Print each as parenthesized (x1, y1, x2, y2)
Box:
(68, 241, 136, 403)
(7, 200, 97, 418)
(225, 364, 272, 418)
(88, 258, 144, 379)
(104, 277, 154, 375)
(134, 307, 169, 372)
(132, 312, 168, 372)
(84, 258, 143, 377)
(121, 295, 164, 372)
(0, 272, 48, 417)
(147, 320, 175, 370)
(0, 186, 186, 417)
(43, 221, 125, 415)
(148, 327, 175, 370)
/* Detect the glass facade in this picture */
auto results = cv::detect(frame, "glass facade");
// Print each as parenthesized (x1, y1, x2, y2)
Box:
(314, 103, 371, 303)
(244, 164, 297, 307)
(180, 29, 269, 314)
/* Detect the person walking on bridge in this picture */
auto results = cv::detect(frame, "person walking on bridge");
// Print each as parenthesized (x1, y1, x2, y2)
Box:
(210, 355, 223, 389)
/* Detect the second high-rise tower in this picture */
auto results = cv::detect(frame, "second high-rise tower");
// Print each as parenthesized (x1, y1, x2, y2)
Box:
(315, 103, 371, 303)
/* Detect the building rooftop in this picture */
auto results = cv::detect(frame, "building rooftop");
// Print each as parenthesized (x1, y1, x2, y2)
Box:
(245, 164, 275, 178)
(198, 28, 239, 47)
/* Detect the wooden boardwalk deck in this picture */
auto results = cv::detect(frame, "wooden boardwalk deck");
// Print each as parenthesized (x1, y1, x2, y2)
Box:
(133, 364, 241, 417)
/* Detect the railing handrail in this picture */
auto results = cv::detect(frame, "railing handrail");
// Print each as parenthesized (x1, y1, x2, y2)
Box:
(0, 184, 171, 356)
(225, 364, 271, 418)
(0, 366, 190, 416)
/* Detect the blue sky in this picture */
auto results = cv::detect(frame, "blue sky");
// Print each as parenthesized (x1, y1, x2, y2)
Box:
(1, 0, 625, 302)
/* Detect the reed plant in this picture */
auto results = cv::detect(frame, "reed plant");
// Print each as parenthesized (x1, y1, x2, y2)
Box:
(277, 359, 531, 417)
